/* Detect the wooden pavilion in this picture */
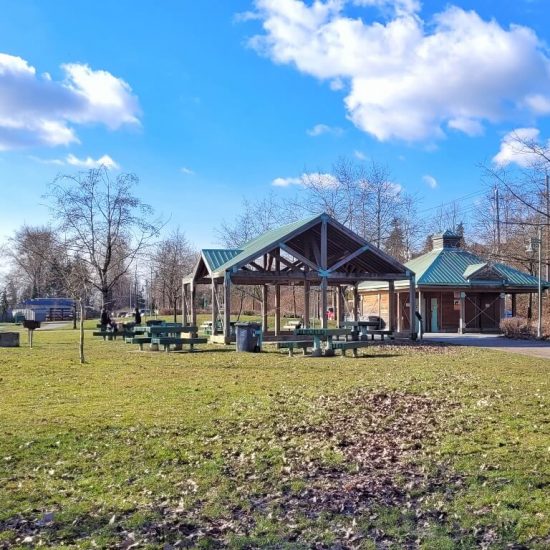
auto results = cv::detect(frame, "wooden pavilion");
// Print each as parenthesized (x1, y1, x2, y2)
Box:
(359, 231, 549, 333)
(182, 213, 416, 343)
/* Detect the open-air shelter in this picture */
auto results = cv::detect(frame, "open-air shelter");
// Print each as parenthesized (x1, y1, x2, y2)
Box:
(183, 213, 416, 343)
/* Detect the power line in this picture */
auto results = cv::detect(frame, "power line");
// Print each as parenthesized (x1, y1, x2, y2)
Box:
(417, 189, 486, 215)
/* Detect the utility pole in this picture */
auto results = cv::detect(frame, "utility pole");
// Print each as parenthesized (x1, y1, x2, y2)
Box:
(538, 225, 543, 339)
(546, 174, 549, 282)
(527, 228, 543, 338)
(494, 186, 501, 255)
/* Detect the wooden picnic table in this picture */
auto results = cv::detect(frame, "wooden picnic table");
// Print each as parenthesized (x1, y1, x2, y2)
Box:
(294, 327, 351, 356)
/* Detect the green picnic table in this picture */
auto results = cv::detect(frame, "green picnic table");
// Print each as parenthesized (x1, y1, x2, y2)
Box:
(294, 327, 351, 356)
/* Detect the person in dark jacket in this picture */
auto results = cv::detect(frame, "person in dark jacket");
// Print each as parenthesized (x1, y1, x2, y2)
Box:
(134, 307, 142, 325)
(100, 308, 109, 327)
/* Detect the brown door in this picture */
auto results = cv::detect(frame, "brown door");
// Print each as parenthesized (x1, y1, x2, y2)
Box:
(465, 294, 480, 330)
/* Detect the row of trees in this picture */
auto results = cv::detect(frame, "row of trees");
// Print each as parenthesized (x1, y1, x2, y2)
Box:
(0, 168, 196, 361)
(220, 147, 550, 288)
(3, 135, 550, 356)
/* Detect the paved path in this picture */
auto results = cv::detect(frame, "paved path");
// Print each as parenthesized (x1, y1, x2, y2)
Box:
(423, 333, 550, 360)
(37, 322, 71, 330)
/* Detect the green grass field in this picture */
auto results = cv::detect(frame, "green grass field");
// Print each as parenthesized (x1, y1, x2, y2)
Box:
(0, 325, 549, 548)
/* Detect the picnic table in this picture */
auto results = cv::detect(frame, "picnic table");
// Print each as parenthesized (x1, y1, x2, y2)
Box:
(127, 323, 207, 351)
(343, 320, 380, 340)
(294, 327, 351, 356)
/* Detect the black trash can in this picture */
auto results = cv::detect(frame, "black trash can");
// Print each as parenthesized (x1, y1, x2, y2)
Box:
(235, 322, 262, 352)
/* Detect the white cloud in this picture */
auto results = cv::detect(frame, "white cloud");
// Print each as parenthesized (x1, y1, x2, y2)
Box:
(28, 155, 65, 166)
(180, 166, 195, 175)
(31, 153, 119, 169)
(272, 172, 338, 187)
(66, 154, 119, 169)
(352, 0, 421, 16)
(493, 127, 549, 168)
(272, 176, 302, 187)
(0, 53, 140, 151)
(353, 149, 367, 160)
(250, 1, 550, 142)
(234, 10, 262, 22)
(306, 123, 343, 136)
(329, 77, 344, 91)
(422, 174, 438, 188)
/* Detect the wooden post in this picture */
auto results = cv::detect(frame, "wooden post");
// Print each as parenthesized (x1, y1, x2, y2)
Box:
(304, 281, 310, 328)
(511, 293, 517, 317)
(321, 279, 328, 329)
(396, 292, 402, 332)
(223, 272, 231, 344)
(211, 281, 218, 335)
(418, 290, 423, 338)
(409, 275, 416, 339)
(337, 285, 345, 328)
(353, 284, 359, 322)
(190, 282, 197, 327)
(321, 216, 328, 329)
(388, 281, 396, 331)
(459, 291, 466, 334)
(275, 284, 281, 336)
(499, 292, 506, 326)
(262, 284, 269, 334)
(182, 283, 188, 325)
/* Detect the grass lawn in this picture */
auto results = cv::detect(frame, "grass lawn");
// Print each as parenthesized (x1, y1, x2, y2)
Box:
(0, 325, 549, 548)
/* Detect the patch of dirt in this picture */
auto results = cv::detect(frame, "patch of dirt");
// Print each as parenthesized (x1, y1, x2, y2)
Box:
(1, 390, 516, 548)
(137, 390, 463, 548)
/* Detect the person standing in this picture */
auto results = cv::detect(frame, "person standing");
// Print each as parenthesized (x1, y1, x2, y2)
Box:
(100, 308, 109, 328)
(134, 306, 142, 325)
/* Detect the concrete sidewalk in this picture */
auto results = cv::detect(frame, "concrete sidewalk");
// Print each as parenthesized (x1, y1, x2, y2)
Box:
(423, 332, 550, 360)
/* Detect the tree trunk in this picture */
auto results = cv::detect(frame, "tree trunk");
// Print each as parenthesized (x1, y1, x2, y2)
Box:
(173, 298, 177, 323)
(79, 298, 85, 364)
(73, 302, 77, 330)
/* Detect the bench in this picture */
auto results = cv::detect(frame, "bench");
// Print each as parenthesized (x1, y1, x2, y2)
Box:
(151, 336, 207, 352)
(282, 319, 302, 331)
(125, 337, 152, 350)
(93, 330, 120, 341)
(330, 340, 371, 357)
(266, 340, 311, 357)
(366, 330, 394, 341)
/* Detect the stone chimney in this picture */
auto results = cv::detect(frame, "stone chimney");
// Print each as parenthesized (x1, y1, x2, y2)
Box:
(432, 230, 462, 250)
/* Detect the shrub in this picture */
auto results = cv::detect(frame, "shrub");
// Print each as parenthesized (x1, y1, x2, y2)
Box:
(500, 317, 533, 339)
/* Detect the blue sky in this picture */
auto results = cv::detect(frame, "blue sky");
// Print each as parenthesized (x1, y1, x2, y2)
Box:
(1, 0, 550, 248)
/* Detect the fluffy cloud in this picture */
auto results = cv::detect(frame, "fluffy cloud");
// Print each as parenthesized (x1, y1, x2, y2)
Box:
(422, 174, 438, 188)
(272, 176, 303, 187)
(492, 128, 550, 168)
(272, 172, 338, 187)
(352, 0, 420, 16)
(31, 153, 119, 169)
(180, 166, 195, 175)
(250, 1, 550, 142)
(0, 53, 140, 151)
(66, 154, 119, 169)
(306, 123, 343, 136)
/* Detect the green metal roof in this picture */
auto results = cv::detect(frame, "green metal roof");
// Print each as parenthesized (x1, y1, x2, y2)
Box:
(212, 214, 322, 275)
(202, 249, 242, 273)
(360, 246, 547, 290)
(463, 263, 488, 279)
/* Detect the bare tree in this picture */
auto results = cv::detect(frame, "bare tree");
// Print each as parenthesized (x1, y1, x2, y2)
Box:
(46, 168, 162, 308)
(3, 225, 60, 299)
(152, 229, 196, 322)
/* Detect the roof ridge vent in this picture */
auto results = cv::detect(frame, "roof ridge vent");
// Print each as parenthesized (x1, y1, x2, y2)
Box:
(432, 230, 462, 250)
